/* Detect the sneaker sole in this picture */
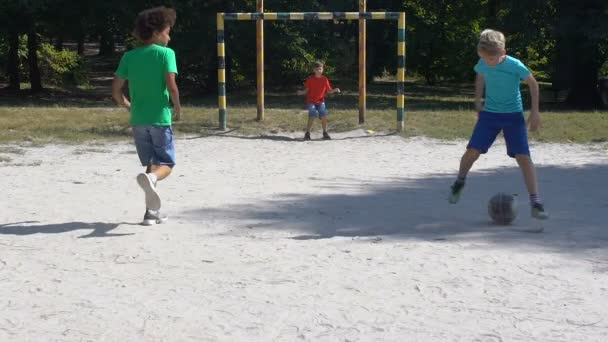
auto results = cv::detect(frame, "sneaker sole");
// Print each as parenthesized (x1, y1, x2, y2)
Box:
(137, 173, 161, 211)
(531, 213, 549, 220)
(141, 216, 169, 226)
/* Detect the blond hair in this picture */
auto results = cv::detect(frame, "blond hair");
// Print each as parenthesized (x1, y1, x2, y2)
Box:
(477, 29, 505, 53)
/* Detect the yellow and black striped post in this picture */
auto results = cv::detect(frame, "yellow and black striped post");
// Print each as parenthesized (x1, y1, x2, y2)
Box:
(256, 0, 264, 121)
(358, 0, 367, 124)
(218, 12, 405, 131)
(397, 12, 406, 132)
(217, 13, 227, 130)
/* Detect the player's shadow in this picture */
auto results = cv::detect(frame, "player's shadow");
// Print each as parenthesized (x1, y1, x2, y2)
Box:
(0, 221, 134, 238)
(184, 162, 608, 255)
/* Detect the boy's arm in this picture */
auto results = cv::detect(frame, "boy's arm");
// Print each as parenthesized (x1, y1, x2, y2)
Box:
(165, 72, 182, 121)
(328, 88, 341, 94)
(525, 74, 541, 131)
(112, 76, 131, 111)
(474, 73, 484, 112)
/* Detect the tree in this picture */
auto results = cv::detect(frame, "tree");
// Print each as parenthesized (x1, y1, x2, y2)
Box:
(27, 30, 43, 91)
(402, 0, 485, 84)
(0, 0, 26, 90)
(6, 29, 21, 91)
(553, 0, 608, 109)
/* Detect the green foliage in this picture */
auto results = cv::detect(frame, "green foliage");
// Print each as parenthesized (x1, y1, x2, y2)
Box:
(37, 43, 88, 86)
(403, 0, 484, 84)
(2, 0, 607, 108)
(0, 34, 28, 80)
(0, 35, 87, 87)
(601, 61, 608, 77)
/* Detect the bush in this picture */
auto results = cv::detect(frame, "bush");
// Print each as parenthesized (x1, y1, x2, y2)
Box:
(37, 43, 88, 86)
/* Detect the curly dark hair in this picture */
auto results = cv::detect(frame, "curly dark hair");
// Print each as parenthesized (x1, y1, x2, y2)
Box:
(133, 6, 176, 41)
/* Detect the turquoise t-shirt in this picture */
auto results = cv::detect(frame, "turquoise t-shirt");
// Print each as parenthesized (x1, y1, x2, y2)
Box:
(474, 56, 530, 113)
(115, 44, 178, 126)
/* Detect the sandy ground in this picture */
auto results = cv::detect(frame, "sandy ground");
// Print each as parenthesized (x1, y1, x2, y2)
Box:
(1, 131, 608, 341)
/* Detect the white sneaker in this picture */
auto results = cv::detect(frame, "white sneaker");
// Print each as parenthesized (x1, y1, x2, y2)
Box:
(141, 210, 169, 226)
(136, 173, 161, 211)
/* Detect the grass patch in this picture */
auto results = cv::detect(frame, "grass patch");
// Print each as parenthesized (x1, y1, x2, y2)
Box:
(1, 106, 607, 144)
(1, 81, 606, 144)
(0, 107, 131, 144)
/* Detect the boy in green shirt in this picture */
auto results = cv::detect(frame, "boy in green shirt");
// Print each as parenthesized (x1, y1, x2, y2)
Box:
(112, 6, 181, 225)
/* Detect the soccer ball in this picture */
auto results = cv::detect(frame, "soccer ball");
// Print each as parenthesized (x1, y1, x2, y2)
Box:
(488, 193, 518, 225)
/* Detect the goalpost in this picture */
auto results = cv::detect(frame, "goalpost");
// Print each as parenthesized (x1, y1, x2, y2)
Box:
(217, 11, 406, 131)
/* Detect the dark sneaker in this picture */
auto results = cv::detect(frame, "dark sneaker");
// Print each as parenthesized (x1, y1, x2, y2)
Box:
(322, 132, 331, 140)
(531, 202, 549, 220)
(141, 210, 168, 226)
(448, 180, 465, 204)
(137, 173, 161, 211)
(304, 131, 311, 141)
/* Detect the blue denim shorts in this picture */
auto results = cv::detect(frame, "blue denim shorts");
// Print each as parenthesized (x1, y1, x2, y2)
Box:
(132, 125, 176, 166)
(307, 102, 328, 118)
(467, 111, 530, 158)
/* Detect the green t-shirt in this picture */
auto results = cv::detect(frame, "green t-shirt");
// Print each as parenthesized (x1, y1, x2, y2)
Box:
(115, 45, 178, 126)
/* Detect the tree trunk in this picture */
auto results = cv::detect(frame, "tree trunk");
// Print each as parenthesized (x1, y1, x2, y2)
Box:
(98, 31, 115, 56)
(7, 29, 21, 91)
(27, 30, 43, 92)
(77, 33, 85, 55)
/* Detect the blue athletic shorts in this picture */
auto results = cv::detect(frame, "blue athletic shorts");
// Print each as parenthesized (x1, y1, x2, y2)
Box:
(307, 102, 328, 118)
(132, 125, 176, 167)
(467, 111, 530, 158)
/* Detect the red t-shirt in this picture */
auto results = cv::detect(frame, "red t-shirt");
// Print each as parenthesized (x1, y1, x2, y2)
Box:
(304, 75, 332, 104)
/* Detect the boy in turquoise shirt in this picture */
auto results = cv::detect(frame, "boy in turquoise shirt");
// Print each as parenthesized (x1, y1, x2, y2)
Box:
(449, 29, 549, 220)
(112, 6, 181, 225)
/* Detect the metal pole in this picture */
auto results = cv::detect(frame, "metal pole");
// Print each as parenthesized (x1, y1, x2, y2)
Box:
(217, 13, 227, 130)
(397, 12, 406, 132)
(256, 0, 264, 121)
(358, 0, 367, 124)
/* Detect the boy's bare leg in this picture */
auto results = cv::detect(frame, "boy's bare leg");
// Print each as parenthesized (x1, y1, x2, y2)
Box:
(306, 117, 315, 132)
(147, 164, 172, 182)
(515, 154, 548, 219)
(457, 148, 481, 179)
(321, 117, 328, 132)
(515, 154, 539, 195)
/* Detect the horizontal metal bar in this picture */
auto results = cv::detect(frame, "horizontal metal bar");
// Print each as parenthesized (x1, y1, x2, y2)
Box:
(220, 12, 402, 21)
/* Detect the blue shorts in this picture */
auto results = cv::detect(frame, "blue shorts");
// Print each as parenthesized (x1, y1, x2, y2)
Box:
(132, 125, 176, 167)
(467, 111, 530, 158)
(307, 102, 328, 118)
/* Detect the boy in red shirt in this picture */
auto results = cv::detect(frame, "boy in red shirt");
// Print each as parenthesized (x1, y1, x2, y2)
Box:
(297, 61, 340, 140)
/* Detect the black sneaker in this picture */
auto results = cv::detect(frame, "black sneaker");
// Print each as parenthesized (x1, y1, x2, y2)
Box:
(304, 132, 311, 141)
(322, 132, 331, 140)
(531, 202, 549, 220)
(141, 210, 168, 226)
(448, 180, 465, 204)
